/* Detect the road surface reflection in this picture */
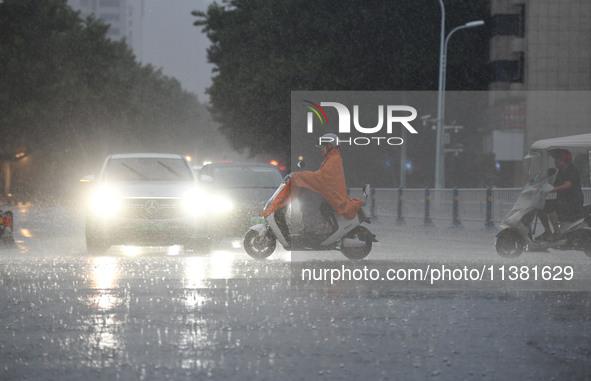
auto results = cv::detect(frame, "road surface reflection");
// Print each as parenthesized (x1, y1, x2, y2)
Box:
(70, 245, 289, 374)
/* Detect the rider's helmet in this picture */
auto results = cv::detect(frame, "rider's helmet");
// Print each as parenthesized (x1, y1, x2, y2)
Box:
(550, 149, 572, 163)
(316, 133, 340, 149)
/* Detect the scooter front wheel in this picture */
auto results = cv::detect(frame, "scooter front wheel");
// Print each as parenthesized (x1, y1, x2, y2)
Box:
(244, 228, 276, 259)
(495, 229, 524, 258)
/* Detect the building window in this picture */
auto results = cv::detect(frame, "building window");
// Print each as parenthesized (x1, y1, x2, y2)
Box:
(491, 14, 520, 36)
(489, 58, 523, 83)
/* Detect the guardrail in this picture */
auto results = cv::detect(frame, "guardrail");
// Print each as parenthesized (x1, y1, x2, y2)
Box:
(350, 187, 591, 227)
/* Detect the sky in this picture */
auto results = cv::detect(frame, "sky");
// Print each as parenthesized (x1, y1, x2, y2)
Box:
(140, 0, 215, 103)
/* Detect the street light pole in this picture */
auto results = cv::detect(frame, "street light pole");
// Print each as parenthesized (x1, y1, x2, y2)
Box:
(434, 0, 484, 188)
(435, 0, 446, 189)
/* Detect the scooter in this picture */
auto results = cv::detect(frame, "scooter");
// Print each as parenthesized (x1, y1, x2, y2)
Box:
(243, 167, 377, 260)
(495, 178, 591, 257)
(495, 134, 591, 258)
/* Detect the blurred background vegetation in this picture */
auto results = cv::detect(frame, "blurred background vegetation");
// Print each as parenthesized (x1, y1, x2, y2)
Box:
(1, 0, 491, 202)
(194, 0, 492, 188)
(0, 0, 224, 201)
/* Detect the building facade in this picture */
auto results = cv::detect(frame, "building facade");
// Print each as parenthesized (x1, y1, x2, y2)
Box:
(487, 0, 591, 186)
(67, 0, 144, 59)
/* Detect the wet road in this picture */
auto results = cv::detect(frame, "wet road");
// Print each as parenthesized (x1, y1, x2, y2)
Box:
(1, 204, 590, 380)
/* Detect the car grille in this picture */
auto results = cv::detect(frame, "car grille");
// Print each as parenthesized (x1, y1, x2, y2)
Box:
(121, 198, 185, 220)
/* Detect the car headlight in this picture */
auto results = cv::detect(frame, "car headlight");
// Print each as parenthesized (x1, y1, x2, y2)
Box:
(89, 186, 122, 215)
(182, 189, 234, 215)
(211, 195, 234, 213)
(182, 188, 209, 216)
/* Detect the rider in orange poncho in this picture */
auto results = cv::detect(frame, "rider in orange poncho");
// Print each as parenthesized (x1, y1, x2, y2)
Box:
(292, 133, 364, 233)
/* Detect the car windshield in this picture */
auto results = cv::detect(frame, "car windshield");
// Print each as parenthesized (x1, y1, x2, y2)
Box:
(208, 166, 283, 188)
(104, 158, 193, 182)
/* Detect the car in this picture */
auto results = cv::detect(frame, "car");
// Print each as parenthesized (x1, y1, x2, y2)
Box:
(198, 162, 284, 239)
(84, 153, 210, 253)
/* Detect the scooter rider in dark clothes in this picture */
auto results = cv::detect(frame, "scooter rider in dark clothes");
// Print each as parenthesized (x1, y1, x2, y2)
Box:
(537, 149, 584, 241)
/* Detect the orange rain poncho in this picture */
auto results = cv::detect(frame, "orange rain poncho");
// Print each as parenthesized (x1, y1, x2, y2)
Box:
(291, 147, 363, 219)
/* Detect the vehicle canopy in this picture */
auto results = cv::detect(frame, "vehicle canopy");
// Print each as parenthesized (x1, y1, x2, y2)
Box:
(530, 133, 591, 151)
(525, 133, 591, 185)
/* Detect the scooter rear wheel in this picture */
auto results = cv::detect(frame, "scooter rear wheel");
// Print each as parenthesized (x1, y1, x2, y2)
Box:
(340, 226, 373, 260)
(244, 228, 276, 259)
(495, 229, 524, 258)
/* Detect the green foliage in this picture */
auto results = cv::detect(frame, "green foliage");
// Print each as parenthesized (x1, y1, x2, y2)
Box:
(194, 0, 490, 171)
(0, 0, 215, 199)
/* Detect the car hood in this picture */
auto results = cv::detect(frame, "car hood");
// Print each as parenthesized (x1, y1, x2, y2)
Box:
(107, 181, 195, 198)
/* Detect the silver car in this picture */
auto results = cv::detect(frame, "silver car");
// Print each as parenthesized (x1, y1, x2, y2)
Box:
(85, 153, 210, 253)
(198, 162, 284, 239)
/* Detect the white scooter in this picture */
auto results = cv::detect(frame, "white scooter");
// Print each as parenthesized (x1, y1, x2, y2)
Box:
(243, 166, 377, 260)
(495, 134, 591, 258)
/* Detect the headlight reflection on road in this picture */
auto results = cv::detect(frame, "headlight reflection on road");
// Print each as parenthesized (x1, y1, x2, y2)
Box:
(81, 257, 125, 370)
(183, 256, 209, 289)
(182, 252, 237, 285)
(88, 257, 122, 311)
(208, 250, 235, 279)
(122, 245, 142, 257)
(182, 257, 212, 312)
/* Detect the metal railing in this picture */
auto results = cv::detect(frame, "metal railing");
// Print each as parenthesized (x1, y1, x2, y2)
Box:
(350, 187, 591, 226)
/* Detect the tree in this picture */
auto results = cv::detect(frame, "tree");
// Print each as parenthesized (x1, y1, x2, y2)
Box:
(194, 0, 490, 175)
(0, 0, 217, 199)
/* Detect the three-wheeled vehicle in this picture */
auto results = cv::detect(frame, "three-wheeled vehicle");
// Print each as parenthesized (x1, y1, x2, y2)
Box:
(495, 133, 591, 257)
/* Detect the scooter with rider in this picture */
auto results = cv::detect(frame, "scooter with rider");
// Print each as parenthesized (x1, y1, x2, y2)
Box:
(495, 133, 591, 257)
(243, 133, 377, 260)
